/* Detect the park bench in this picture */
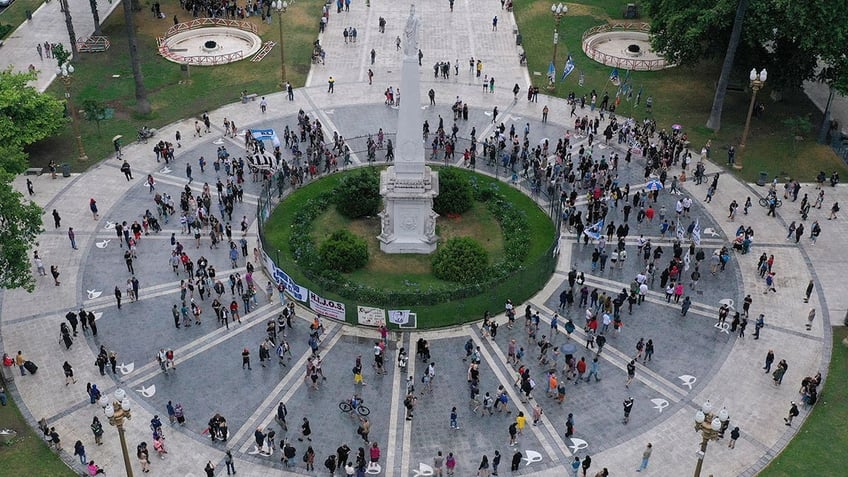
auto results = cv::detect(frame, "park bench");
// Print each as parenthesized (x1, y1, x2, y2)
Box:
(242, 93, 258, 103)
(25, 167, 43, 176)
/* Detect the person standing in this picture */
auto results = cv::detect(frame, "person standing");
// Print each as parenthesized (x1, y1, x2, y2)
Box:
(446, 452, 457, 476)
(91, 417, 104, 445)
(204, 460, 215, 477)
(806, 308, 816, 331)
(242, 347, 251, 370)
(52, 209, 61, 229)
(477, 455, 491, 477)
(581, 455, 592, 477)
(62, 361, 76, 385)
(625, 360, 636, 388)
(754, 314, 765, 339)
(74, 440, 87, 465)
(115, 286, 122, 310)
(763, 349, 775, 373)
(728, 427, 740, 449)
(804, 280, 814, 303)
(636, 443, 652, 472)
(68, 227, 78, 250)
(622, 397, 634, 424)
(15, 351, 26, 376)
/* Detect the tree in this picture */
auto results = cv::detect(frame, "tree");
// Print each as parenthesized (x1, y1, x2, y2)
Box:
(334, 168, 381, 218)
(431, 237, 489, 284)
(122, 0, 151, 115)
(433, 168, 473, 216)
(319, 230, 368, 273)
(89, 0, 102, 37)
(58, 0, 79, 57)
(0, 68, 65, 291)
(705, 0, 749, 132)
(82, 99, 108, 136)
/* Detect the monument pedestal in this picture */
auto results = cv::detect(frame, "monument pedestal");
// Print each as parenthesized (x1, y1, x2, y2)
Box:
(378, 166, 439, 254)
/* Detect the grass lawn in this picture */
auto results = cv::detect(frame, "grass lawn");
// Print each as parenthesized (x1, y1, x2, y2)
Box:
(0, 0, 45, 38)
(513, 0, 848, 182)
(262, 167, 556, 328)
(758, 326, 848, 476)
(0, 388, 75, 477)
(26, 0, 322, 170)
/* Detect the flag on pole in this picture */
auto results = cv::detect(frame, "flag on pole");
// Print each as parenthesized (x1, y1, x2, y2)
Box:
(692, 218, 701, 246)
(676, 220, 685, 242)
(578, 70, 585, 87)
(560, 55, 575, 82)
(584, 218, 604, 241)
(548, 61, 556, 83)
(635, 85, 643, 105)
(609, 68, 620, 86)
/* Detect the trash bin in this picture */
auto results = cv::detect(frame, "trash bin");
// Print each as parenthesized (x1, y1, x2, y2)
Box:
(757, 171, 768, 187)
(0, 429, 16, 445)
(516, 33, 522, 46)
(26, 10, 32, 21)
(61, 163, 71, 177)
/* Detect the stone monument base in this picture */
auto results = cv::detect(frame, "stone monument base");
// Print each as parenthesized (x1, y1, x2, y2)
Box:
(378, 166, 439, 254)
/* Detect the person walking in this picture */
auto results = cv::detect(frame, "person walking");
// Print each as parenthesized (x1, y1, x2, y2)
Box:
(477, 454, 491, 477)
(806, 308, 816, 331)
(636, 443, 652, 472)
(62, 361, 76, 385)
(625, 360, 636, 388)
(74, 440, 87, 465)
(784, 401, 800, 426)
(242, 347, 252, 370)
(581, 455, 592, 477)
(68, 227, 78, 249)
(728, 427, 740, 449)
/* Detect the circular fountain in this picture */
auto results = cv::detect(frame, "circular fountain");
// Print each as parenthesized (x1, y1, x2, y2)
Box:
(581, 23, 674, 71)
(158, 19, 264, 66)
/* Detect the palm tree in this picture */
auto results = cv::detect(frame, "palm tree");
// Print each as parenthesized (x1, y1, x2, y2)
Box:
(705, 0, 750, 132)
(59, 0, 79, 57)
(89, 0, 102, 37)
(122, 0, 151, 115)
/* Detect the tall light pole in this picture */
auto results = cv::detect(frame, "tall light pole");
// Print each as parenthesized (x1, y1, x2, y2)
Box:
(692, 400, 729, 477)
(56, 63, 89, 162)
(274, 0, 288, 87)
(100, 389, 134, 477)
(735, 68, 767, 170)
(548, 3, 567, 91)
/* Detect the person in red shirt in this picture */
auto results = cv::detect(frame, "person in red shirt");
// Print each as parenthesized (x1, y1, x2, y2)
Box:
(645, 206, 655, 222)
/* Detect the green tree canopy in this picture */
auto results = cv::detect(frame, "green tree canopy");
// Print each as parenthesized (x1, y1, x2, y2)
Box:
(334, 168, 382, 219)
(644, 0, 848, 92)
(434, 167, 473, 216)
(0, 68, 65, 291)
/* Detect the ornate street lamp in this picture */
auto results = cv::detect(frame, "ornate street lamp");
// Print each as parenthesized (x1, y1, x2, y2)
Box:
(56, 63, 88, 162)
(693, 400, 729, 477)
(274, 0, 289, 87)
(548, 3, 568, 91)
(736, 68, 767, 170)
(100, 388, 134, 477)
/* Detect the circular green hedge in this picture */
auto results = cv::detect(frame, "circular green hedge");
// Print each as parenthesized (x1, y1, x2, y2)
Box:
(319, 229, 369, 272)
(432, 237, 489, 283)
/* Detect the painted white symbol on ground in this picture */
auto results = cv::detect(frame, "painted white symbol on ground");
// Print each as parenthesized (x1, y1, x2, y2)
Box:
(87, 289, 102, 299)
(136, 385, 156, 398)
(651, 398, 669, 413)
(117, 362, 135, 375)
(568, 437, 589, 453)
(103, 221, 116, 230)
(92, 312, 103, 321)
(160, 166, 172, 174)
(678, 375, 697, 389)
(95, 239, 110, 249)
(714, 322, 730, 334)
(522, 449, 543, 466)
(247, 445, 272, 456)
(365, 462, 381, 474)
(411, 462, 434, 477)
(703, 227, 720, 237)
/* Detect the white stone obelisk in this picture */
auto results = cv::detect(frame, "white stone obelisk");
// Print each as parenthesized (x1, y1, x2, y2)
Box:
(377, 4, 439, 254)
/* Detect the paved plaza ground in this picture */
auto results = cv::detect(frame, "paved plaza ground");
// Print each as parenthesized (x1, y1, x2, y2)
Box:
(2, 1, 848, 476)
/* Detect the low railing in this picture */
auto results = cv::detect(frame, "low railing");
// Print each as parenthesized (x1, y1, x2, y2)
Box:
(581, 22, 651, 42)
(165, 17, 258, 38)
(581, 22, 673, 71)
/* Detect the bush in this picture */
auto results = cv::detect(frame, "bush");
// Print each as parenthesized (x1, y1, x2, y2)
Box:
(319, 230, 369, 273)
(434, 167, 473, 215)
(431, 237, 489, 283)
(334, 168, 381, 218)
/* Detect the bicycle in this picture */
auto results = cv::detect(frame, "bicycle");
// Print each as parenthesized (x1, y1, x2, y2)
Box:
(758, 196, 783, 208)
(339, 399, 370, 416)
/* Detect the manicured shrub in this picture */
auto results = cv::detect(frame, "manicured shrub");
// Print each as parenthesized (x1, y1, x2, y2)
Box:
(431, 237, 489, 283)
(434, 167, 473, 215)
(334, 168, 381, 218)
(319, 230, 369, 272)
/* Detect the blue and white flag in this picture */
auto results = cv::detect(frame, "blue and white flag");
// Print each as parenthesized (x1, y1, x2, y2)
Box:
(584, 218, 604, 240)
(548, 61, 556, 82)
(560, 55, 575, 82)
(692, 218, 702, 246)
(676, 220, 685, 242)
(609, 68, 620, 86)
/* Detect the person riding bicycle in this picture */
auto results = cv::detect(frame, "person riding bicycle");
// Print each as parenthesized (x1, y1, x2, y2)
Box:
(346, 394, 363, 415)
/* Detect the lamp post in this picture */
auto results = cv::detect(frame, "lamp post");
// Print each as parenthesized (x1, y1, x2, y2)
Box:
(100, 389, 134, 477)
(735, 68, 767, 170)
(692, 400, 729, 477)
(56, 63, 88, 162)
(274, 0, 288, 87)
(548, 3, 567, 91)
